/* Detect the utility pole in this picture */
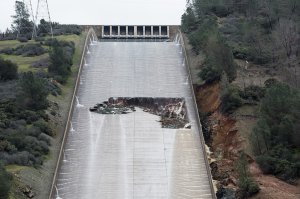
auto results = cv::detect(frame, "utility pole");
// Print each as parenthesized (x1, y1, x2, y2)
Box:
(34, 0, 53, 38)
(23, 0, 36, 38)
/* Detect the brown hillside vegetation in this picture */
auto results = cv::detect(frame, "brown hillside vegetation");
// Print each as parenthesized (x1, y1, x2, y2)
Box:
(195, 82, 300, 199)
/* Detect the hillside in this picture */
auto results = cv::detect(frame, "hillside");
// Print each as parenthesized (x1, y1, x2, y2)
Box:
(181, 0, 300, 198)
(0, 32, 86, 199)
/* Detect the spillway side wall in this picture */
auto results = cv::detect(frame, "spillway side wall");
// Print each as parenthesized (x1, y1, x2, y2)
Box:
(178, 30, 217, 198)
(48, 29, 98, 199)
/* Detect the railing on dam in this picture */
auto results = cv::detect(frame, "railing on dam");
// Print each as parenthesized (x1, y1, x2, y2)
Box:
(48, 28, 98, 199)
(101, 25, 170, 38)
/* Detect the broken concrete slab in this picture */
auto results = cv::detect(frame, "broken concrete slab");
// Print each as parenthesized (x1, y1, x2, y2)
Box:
(90, 97, 190, 129)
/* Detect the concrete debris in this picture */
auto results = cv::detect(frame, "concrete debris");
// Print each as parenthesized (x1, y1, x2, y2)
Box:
(90, 97, 190, 129)
(184, 123, 192, 129)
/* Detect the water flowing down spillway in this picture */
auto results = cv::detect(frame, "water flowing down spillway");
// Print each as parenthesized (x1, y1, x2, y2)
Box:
(55, 41, 213, 199)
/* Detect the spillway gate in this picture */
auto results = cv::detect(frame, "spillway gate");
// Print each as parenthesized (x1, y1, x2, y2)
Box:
(102, 25, 169, 38)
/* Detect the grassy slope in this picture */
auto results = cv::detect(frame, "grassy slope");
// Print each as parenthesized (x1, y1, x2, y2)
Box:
(1, 33, 87, 199)
(0, 34, 81, 73)
(1, 54, 49, 72)
(0, 40, 37, 50)
(0, 39, 48, 72)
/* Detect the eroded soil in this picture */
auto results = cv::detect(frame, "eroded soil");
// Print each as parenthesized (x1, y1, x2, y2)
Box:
(194, 82, 300, 199)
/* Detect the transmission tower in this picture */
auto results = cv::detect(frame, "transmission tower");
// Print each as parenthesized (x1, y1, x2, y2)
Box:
(34, 0, 53, 38)
(25, 0, 37, 38)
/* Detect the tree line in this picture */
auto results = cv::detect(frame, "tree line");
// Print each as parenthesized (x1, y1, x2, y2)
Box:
(0, 1, 82, 41)
(0, 39, 75, 199)
(182, 0, 300, 198)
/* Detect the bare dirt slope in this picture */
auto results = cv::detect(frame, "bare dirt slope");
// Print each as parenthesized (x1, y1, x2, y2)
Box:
(194, 81, 300, 199)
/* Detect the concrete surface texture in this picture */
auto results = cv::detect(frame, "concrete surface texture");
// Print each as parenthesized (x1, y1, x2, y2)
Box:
(54, 41, 213, 199)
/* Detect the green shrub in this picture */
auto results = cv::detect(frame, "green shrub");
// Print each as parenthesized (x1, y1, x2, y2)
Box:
(221, 85, 242, 113)
(240, 85, 265, 101)
(0, 99, 52, 167)
(211, 5, 232, 17)
(0, 58, 18, 81)
(17, 37, 28, 43)
(14, 44, 45, 57)
(256, 152, 300, 182)
(251, 83, 300, 181)
(256, 154, 276, 174)
(0, 140, 17, 153)
(198, 59, 222, 83)
(34, 37, 45, 42)
(198, 37, 237, 83)
(17, 110, 40, 124)
(0, 151, 36, 166)
(52, 24, 82, 36)
(17, 72, 49, 110)
(38, 133, 51, 145)
(46, 79, 62, 96)
(232, 47, 248, 60)
(48, 39, 75, 84)
(264, 78, 278, 88)
(236, 152, 260, 198)
(33, 119, 52, 136)
(181, 6, 198, 33)
(0, 48, 14, 55)
(252, 52, 272, 65)
(187, 17, 218, 54)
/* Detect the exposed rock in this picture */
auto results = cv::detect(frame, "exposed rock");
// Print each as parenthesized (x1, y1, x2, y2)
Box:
(90, 97, 189, 129)
(216, 186, 236, 199)
(184, 123, 191, 129)
(210, 162, 230, 181)
(22, 186, 35, 198)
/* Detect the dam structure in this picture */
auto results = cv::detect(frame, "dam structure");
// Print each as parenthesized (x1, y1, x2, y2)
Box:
(52, 27, 215, 199)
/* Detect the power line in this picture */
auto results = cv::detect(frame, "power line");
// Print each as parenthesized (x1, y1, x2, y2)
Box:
(34, 0, 53, 38)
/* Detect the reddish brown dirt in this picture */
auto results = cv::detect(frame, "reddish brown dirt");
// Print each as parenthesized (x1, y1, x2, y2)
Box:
(194, 82, 300, 199)
(210, 112, 244, 160)
(250, 163, 300, 199)
(194, 82, 221, 113)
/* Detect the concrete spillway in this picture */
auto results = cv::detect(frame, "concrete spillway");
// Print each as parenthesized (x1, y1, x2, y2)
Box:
(54, 41, 213, 199)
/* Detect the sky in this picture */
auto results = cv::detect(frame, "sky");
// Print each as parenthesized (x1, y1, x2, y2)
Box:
(0, 0, 187, 32)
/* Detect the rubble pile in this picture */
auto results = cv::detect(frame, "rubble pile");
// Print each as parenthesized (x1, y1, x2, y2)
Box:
(89, 100, 136, 114)
(90, 97, 190, 129)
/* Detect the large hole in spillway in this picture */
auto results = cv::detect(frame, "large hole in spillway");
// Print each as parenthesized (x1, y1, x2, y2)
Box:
(89, 97, 191, 129)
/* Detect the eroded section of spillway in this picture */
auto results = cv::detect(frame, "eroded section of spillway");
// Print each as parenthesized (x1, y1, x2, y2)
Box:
(54, 41, 213, 199)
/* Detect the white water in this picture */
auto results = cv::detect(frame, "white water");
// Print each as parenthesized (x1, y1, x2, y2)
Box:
(75, 96, 84, 108)
(70, 123, 75, 132)
(84, 58, 88, 67)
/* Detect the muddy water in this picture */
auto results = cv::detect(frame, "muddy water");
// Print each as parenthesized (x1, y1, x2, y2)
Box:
(54, 42, 213, 199)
